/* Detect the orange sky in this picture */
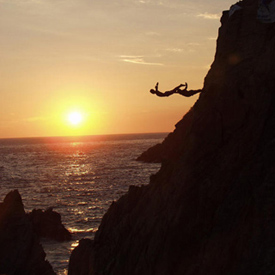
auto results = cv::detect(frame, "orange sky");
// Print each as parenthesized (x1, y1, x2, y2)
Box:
(0, 0, 234, 138)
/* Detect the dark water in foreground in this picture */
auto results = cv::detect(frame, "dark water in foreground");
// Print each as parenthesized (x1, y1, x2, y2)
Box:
(0, 133, 165, 274)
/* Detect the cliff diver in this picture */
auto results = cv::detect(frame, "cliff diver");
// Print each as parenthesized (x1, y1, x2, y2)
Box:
(150, 82, 201, 97)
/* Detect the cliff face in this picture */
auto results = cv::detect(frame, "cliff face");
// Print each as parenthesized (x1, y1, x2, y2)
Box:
(69, 0, 275, 274)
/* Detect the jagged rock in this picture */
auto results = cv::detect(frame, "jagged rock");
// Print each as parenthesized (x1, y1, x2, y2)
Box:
(136, 110, 194, 163)
(0, 190, 55, 275)
(69, 0, 275, 274)
(136, 142, 163, 162)
(68, 239, 94, 275)
(28, 208, 72, 242)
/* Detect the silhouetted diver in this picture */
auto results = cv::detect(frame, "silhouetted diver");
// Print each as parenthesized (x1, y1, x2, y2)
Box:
(150, 82, 201, 97)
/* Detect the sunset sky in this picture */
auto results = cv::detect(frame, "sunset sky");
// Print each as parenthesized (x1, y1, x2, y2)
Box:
(0, 0, 234, 138)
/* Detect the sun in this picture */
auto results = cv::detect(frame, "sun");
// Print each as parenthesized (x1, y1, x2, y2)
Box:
(67, 111, 83, 126)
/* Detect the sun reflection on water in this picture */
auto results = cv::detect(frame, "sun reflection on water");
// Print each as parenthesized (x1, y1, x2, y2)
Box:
(0, 133, 165, 274)
(70, 240, 79, 251)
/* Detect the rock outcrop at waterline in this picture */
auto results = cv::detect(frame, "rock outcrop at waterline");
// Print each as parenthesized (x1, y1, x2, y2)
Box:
(69, 0, 275, 274)
(0, 190, 55, 275)
(136, 111, 194, 163)
(28, 208, 72, 242)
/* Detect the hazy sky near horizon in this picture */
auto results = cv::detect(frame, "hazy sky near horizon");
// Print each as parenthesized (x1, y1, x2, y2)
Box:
(0, 0, 234, 138)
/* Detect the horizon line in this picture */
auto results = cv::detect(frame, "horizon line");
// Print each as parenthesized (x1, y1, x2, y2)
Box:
(0, 131, 169, 141)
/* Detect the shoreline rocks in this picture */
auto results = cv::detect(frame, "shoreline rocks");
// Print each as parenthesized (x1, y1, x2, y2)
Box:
(28, 208, 72, 242)
(136, 110, 194, 163)
(68, 238, 94, 275)
(0, 190, 56, 275)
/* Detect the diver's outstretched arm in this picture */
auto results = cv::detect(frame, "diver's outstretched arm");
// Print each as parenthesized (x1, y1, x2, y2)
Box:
(177, 83, 202, 97)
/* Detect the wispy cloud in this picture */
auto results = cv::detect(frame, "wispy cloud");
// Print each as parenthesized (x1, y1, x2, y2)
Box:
(0, 0, 42, 3)
(135, 0, 167, 6)
(145, 31, 161, 36)
(119, 55, 163, 66)
(165, 42, 201, 54)
(166, 48, 183, 53)
(187, 42, 200, 46)
(197, 12, 220, 20)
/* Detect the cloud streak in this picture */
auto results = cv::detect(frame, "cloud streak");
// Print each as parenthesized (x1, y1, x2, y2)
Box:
(120, 55, 163, 66)
(197, 12, 220, 20)
(0, 0, 42, 4)
(166, 48, 183, 53)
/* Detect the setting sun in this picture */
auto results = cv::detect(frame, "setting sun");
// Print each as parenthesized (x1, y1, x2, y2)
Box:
(56, 102, 104, 137)
(68, 111, 83, 126)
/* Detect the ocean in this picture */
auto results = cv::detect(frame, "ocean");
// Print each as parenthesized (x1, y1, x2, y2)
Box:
(0, 133, 165, 274)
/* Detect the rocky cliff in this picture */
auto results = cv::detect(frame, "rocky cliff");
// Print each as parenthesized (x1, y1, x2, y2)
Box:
(0, 190, 56, 275)
(69, 0, 275, 274)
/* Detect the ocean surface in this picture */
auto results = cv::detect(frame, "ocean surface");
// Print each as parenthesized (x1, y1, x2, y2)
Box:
(0, 133, 165, 274)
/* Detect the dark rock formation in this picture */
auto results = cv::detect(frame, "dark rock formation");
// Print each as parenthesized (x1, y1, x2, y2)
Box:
(136, 142, 163, 162)
(136, 110, 194, 163)
(69, 0, 275, 274)
(68, 239, 94, 275)
(0, 190, 55, 275)
(28, 208, 72, 242)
